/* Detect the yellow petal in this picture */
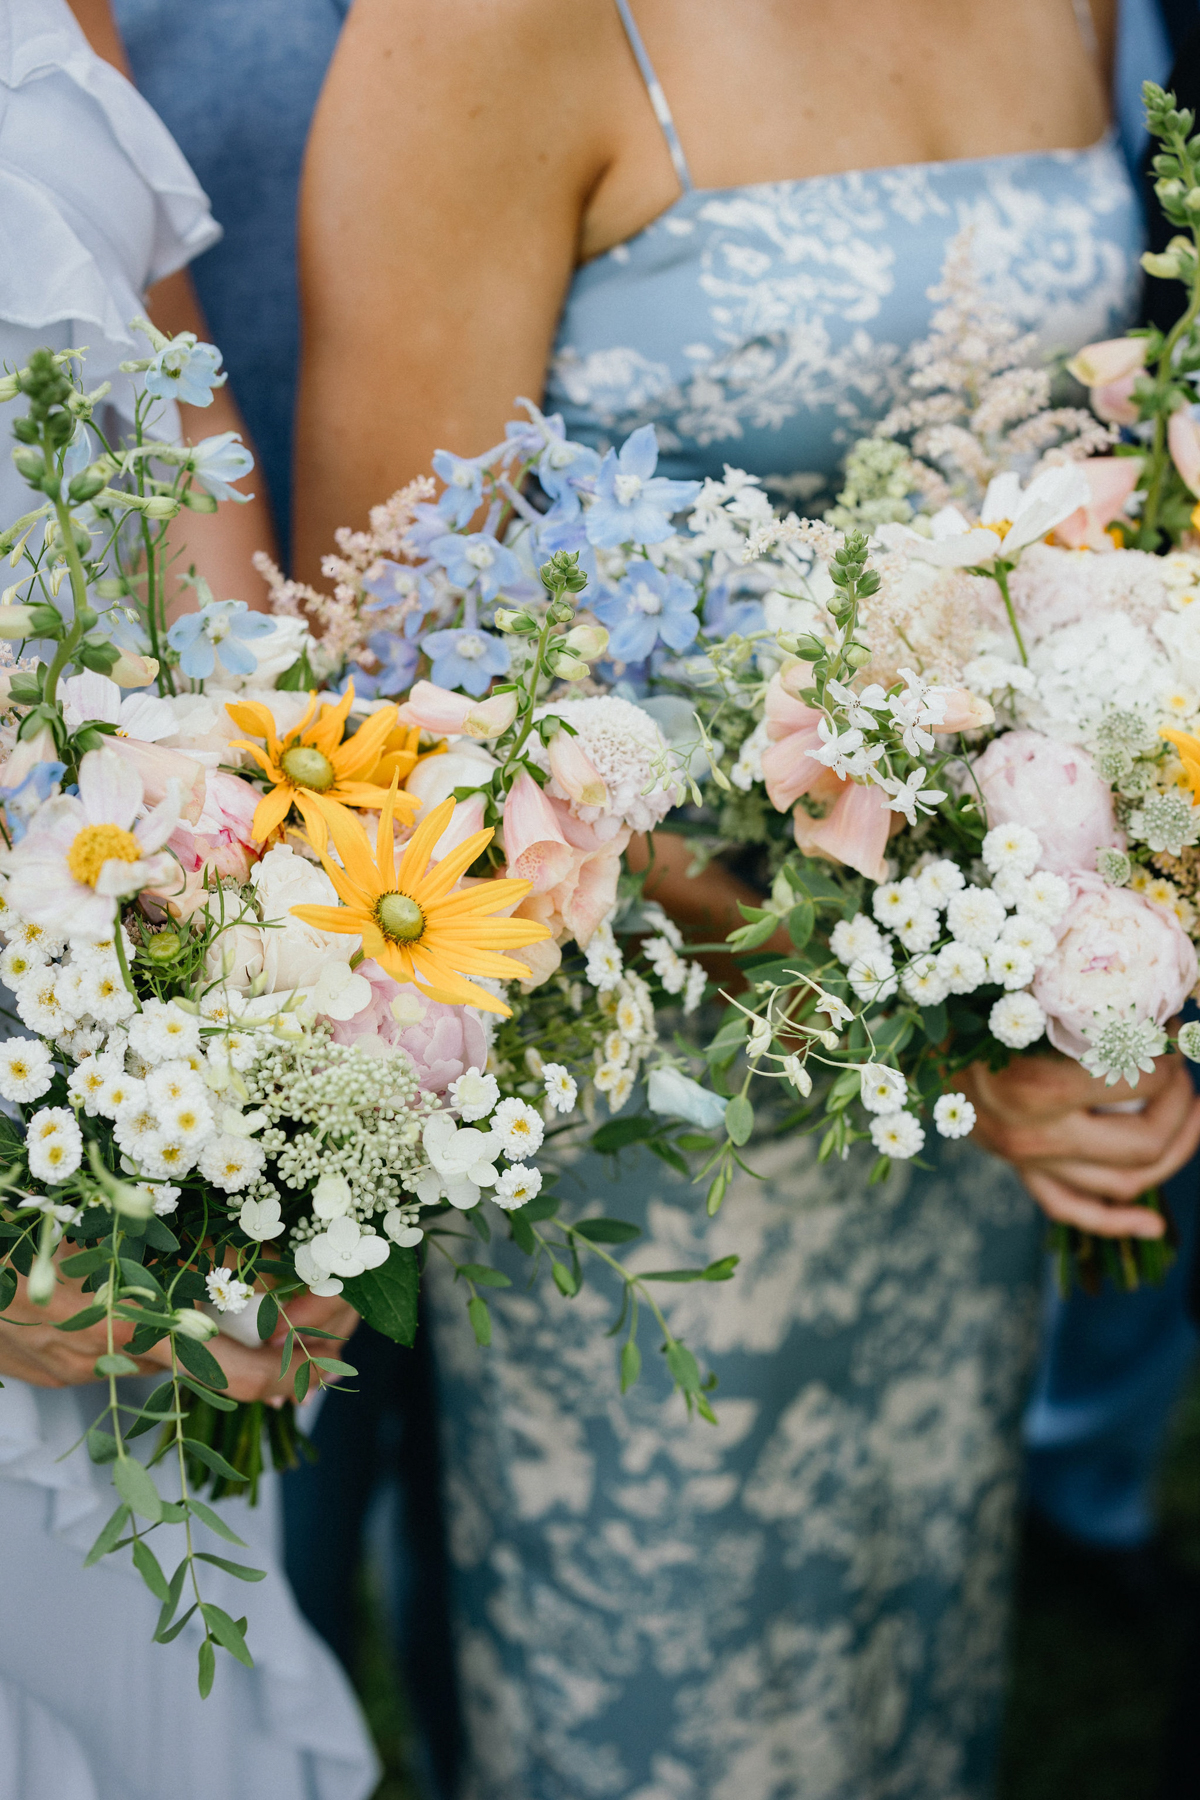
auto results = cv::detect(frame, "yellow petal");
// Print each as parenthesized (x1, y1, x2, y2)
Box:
(289, 903, 364, 937)
(398, 796, 456, 889)
(332, 779, 419, 820)
(334, 703, 400, 780)
(291, 789, 330, 853)
(308, 684, 354, 757)
(320, 802, 384, 895)
(251, 783, 294, 843)
(412, 832, 498, 905)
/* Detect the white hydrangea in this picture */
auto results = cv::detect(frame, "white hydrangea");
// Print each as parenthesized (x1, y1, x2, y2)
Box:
(238, 1196, 285, 1241)
(869, 1112, 925, 1158)
(530, 696, 685, 830)
(900, 954, 950, 1007)
(859, 1064, 907, 1115)
(936, 941, 988, 994)
(831, 914, 884, 966)
(26, 1107, 83, 1183)
(450, 1067, 499, 1122)
(0, 1037, 54, 1104)
(933, 1092, 977, 1138)
(946, 886, 1007, 949)
(981, 823, 1041, 877)
(989, 991, 1047, 1049)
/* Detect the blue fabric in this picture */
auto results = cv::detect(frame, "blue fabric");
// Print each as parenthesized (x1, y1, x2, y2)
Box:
(110, 0, 350, 553)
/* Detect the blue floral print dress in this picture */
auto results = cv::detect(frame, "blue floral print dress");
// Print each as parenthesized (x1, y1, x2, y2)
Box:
(428, 6, 1145, 1798)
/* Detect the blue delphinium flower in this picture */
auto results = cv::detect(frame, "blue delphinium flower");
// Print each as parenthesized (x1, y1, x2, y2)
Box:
(429, 532, 525, 603)
(592, 560, 700, 662)
(704, 577, 765, 638)
(585, 425, 700, 549)
(346, 631, 420, 699)
(143, 334, 228, 408)
(0, 760, 66, 843)
(432, 450, 486, 526)
(190, 432, 255, 503)
(167, 598, 275, 680)
(536, 435, 600, 502)
(361, 559, 434, 620)
(420, 626, 509, 696)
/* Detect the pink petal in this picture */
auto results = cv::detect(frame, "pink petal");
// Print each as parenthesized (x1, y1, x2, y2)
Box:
(761, 728, 828, 811)
(60, 672, 121, 730)
(1169, 410, 1200, 498)
(1090, 374, 1140, 427)
(1053, 458, 1143, 550)
(77, 747, 143, 829)
(499, 770, 575, 892)
(394, 682, 473, 734)
(431, 792, 488, 861)
(792, 781, 891, 882)
(1066, 337, 1148, 387)
(548, 729, 608, 808)
(109, 738, 207, 824)
(134, 782, 184, 854)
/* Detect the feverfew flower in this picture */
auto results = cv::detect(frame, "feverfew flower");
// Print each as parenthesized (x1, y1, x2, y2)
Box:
(205, 1268, 254, 1314)
(0, 1037, 53, 1103)
(26, 1107, 82, 1182)
(847, 949, 898, 1005)
(67, 1057, 114, 1115)
(450, 1067, 500, 1122)
(145, 1183, 180, 1217)
(1015, 869, 1071, 928)
(0, 942, 45, 990)
(869, 1112, 925, 1159)
(605, 1067, 635, 1110)
(585, 928, 624, 990)
(76, 962, 137, 1025)
(543, 1063, 578, 1114)
(981, 823, 1041, 877)
(859, 1064, 907, 1115)
(199, 1134, 267, 1192)
(989, 991, 1047, 1049)
(986, 943, 1036, 991)
(915, 859, 966, 909)
(831, 914, 884, 966)
(901, 954, 950, 1007)
(872, 879, 919, 928)
(946, 886, 1006, 950)
(1000, 914, 1056, 962)
(494, 1164, 543, 1210)
(491, 1098, 545, 1160)
(936, 941, 988, 994)
(128, 999, 201, 1064)
(683, 961, 707, 1014)
(933, 1093, 977, 1139)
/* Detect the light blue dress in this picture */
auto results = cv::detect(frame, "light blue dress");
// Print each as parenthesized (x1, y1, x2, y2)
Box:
(427, 9, 1149, 1800)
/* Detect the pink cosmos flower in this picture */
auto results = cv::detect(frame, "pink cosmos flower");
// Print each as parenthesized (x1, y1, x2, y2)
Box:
(330, 958, 488, 1093)
(59, 670, 208, 822)
(3, 747, 179, 939)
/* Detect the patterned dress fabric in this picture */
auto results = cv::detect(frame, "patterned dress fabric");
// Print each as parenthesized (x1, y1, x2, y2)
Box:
(430, 19, 1147, 1796)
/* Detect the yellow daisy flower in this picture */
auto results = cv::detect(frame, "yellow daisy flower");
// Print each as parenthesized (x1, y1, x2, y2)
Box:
(226, 682, 416, 851)
(290, 784, 551, 1016)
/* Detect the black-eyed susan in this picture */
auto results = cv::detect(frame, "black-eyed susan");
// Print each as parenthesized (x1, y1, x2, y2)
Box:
(1162, 726, 1200, 796)
(289, 785, 551, 1016)
(226, 682, 417, 851)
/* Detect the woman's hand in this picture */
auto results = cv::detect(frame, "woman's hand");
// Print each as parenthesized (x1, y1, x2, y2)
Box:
(959, 1045, 1200, 1238)
(207, 1293, 362, 1406)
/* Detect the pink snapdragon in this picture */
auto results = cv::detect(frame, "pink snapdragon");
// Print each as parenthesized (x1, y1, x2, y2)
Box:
(792, 779, 892, 883)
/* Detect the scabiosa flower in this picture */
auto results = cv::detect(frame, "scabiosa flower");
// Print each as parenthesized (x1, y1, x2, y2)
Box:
(543, 1063, 578, 1113)
(584, 425, 700, 548)
(419, 625, 509, 698)
(0, 1037, 53, 1103)
(946, 887, 1006, 950)
(26, 1107, 83, 1183)
(933, 1093, 977, 1138)
(494, 1164, 543, 1210)
(143, 332, 226, 406)
(860, 1064, 907, 1115)
(3, 749, 179, 942)
(900, 954, 950, 1007)
(989, 991, 1047, 1049)
(869, 1111, 925, 1159)
(936, 941, 988, 994)
(491, 1097, 545, 1160)
(915, 859, 966, 909)
(831, 914, 885, 966)
(166, 598, 275, 682)
(428, 532, 525, 603)
(188, 431, 254, 502)
(592, 560, 700, 662)
(199, 1133, 266, 1191)
(981, 823, 1041, 877)
(129, 999, 201, 1065)
(1081, 1007, 1168, 1087)
(847, 949, 898, 1005)
(450, 1067, 500, 1122)
(205, 1267, 254, 1314)
(986, 943, 1036, 991)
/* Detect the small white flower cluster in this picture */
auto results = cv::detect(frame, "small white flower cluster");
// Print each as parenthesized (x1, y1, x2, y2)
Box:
(578, 912, 686, 1111)
(815, 670, 950, 824)
(415, 1074, 545, 1213)
(855, 1057, 977, 1159)
(639, 906, 707, 1016)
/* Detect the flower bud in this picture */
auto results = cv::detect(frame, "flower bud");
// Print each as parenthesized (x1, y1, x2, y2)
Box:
(843, 642, 871, 669)
(11, 447, 45, 483)
(494, 608, 537, 634)
(783, 1054, 813, 1098)
(142, 495, 180, 519)
(0, 602, 62, 640)
(547, 598, 575, 625)
(549, 651, 589, 681)
(1142, 248, 1184, 280)
(146, 932, 183, 964)
(173, 1307, 220, 1341)
(1178, 1020, 1200, 1062)
(180, 488, 219, 513)
(110, 652, 160, 688)
(26, 1255, 56, 1306)
(462, 689, 519, 739)
(548, 727, 607, 808)
(562, 623, 608, 660)
(68, 467, 107, 503)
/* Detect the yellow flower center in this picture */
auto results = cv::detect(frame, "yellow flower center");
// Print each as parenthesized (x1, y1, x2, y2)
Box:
(280, 745, 336, 792)
(983, 518, 1012, 539)
(66, 823, 142, 888)
(377, 892, 425, 943)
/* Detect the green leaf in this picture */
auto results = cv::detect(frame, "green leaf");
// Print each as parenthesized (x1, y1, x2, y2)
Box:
(132, 1537, 170, 1602)
(675, 1133, 715, 1153)
(294, 1360, 312, 1403)
(256, 1291, 279, 1341)
(94, 1352, 139, 1378)
(174, 1332, 229, 1391)
(0, 1267, 15, 1313)
(517, 1191, 561, 1222)
(59, 1247, 108, 1279)
(154, 1557, 189, 1640)
(177, 1372, 237, 1412)
(620, 1339, 641, 1393)
(666, 1341, 702, 1394)
(724, 1095, 754, 1146)
(183, 1437, 245, 1485)
(187, 1496, 249, 1548)
(590, 1115, 657, 1154)
(573, 1218, 641, 1244)
(84, 1501, 129, 1566)
(919, 1002, 949, 1044)
(727, 914, 779, 951)
(113, 1455, 163, 1522)
(310, 1356, 357, 1376)
(157, 1601, 198, 1646)
(126, 1380, 178, 1440)
(86, 1425, 120, 1464)
(786, 899, 815, 949)
(457, 1262, 511, 1288)
(702, 1255, 739, 1282)
(340, 1245, 418, 1348)
(199, 1605, 253, 1670)
(641, 1267, 705, 1283)
(551, 1260, 579, 1298)
(508, 1209, 536, 1255)
(139, 1215, 180, 1252)
(119, 1257, 165, 1300)
(467, 1295, 491, 1346)
(196, 1553, 267, 1583)
(706, 1170, 728, 1217)
(197, 1638, 216, 1699)
(56, 1303, 107, 1332)
(647, 1139, 689, 1175)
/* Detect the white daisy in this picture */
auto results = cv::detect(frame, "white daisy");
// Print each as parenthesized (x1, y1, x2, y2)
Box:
(15, 970, 77, 1038)
(139, 1137, 199, 1179)
(831, 913, 884, 966)
(491, 1097, 545, 1160)
(999, 914, 1056, 962)
(493, 1164, 543, 1210)
(914, 859, 965, 909)
(0, 1037, 54, 1104)
(946, 886, 1006, 949)
(981, 823, 1041, 878)
(847, 950, 898, 1005)
(0, 941, 45, 991)
(1016, 871, 1071, 928)
(542, 1063, 578, 1114)
(605, 1067, 634, 1110)
(128, 998, 202, 1064)
(25, 1107, 83, 1183)
(859, 1064, 907, 1115)
(76, 961, 137, 1026)
(933, 1093, 977, 1139)
(67, 1056, 115, 1116)
(900, 955, 950, 1007)
(985, 943, 1036, 991)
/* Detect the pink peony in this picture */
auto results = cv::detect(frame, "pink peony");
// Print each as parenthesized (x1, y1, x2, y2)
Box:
(329, 959, 488, 1093)
(972, 730, 1123, 877)
(168, 769, 260, 885)
(1032, 872, 1197, 1058)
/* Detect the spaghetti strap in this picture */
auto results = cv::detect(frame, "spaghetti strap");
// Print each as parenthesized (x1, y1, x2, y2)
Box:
(1070, 0, 1100, 63)
(613, 0, 694, 193)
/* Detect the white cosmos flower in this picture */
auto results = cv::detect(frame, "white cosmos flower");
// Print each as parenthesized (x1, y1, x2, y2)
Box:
(909, 466, 1090, 569)
(3, 749, 180, 941)
(542, 1063, 578, 1114)
(933, 1093, 977, 1139)
(0, 1037, 53, 1103)
(59, 671, 178, 743)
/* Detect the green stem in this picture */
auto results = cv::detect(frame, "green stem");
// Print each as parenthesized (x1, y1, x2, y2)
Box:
(991, 563, 1027, 666)
(112, 925, 141, 1010)
(500, 612, 556, 776)
(1141, 237, 1200, 547)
